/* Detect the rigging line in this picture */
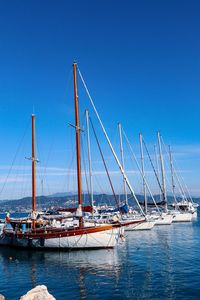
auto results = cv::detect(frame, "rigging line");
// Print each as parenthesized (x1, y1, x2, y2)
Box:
(122, 129, 161, 213)
(89, 117, 120, 210)
(78, 66, 145, 216)
(177, 173, 193, 202)
(10, 148, 26, 200)
(0, 117, 30, 197)
(126, 151, 144, 188)
(113, 123, 120, 155)
(160, 137, 188, 201)
(142, 138, 164, 196)
(93, 170, 105, 194)
(80, 132, 90, 204)
(163, 169, 181, 205)
(169, 146, 177, 204)
(167, 147, 193, 202)
(154, 142, 178, 203)
(35, 126, 43, 210)
(59, 127, 76, 199)
(84, 122, 106, 197)
(80, 110, 90, 199)
(9, 121, 31, 200)
(161, 147, 181, 203)
(19, 124, 32, 200)
(160, 146, 184, 201)
(160, 136, 184, 198)
(154, 145, 162, 201)
(38, 130, 56, 197)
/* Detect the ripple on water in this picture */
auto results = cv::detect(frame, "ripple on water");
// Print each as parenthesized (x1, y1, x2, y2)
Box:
(0, 214, 200, 299)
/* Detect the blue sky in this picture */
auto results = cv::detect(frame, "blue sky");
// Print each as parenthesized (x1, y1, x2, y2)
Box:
(0, 0, 200, 199)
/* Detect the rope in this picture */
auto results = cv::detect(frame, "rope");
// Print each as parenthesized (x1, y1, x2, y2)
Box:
(161, 137, 189, 202)
(142, 138, 164, 195)
(0, 117, 30, 198)
(90, 117, 120, 211)
(80, 133, 90, 204)
(122, 129, 161, 213)
(78, 66, 145, 216)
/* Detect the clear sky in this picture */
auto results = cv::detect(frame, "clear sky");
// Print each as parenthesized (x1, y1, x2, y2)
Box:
(0, 0, 200, 200)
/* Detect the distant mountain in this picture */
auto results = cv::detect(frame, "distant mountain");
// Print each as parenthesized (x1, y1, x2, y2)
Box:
(48, 192, 74, 198)
(0, 193, 199, 213)
(48, 191, 101, 198)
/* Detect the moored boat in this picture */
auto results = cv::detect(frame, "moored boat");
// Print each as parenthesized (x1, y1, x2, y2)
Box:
(153, 212, 173, 225)
(1, 63, 121, 249)
(126, 219, 155, 230)
(171, 211, 192, 222)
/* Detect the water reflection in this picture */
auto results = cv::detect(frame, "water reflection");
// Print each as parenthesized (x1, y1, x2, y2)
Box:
(0, 218, 200, 299)
(0, 247, 121, 299)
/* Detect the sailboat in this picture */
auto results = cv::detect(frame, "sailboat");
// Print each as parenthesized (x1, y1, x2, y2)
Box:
(168, 145, 193, 222)
(79, 112, 145, 230)
(152, 132, 173, 225)
(140, 132, 173, 225)
(118, 125, 155, 231)
(1, 63, 121, 249)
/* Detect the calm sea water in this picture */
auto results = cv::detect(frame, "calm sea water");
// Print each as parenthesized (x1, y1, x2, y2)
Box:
(0, 211, 199, 299)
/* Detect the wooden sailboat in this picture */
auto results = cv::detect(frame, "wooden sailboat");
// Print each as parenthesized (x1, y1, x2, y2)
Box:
(1, 63, 121, 249)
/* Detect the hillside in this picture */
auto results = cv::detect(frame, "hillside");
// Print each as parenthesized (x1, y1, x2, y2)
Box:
(0, 194, 199, 213)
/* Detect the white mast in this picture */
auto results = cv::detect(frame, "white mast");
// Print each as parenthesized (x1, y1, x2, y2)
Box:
(169, 145, 177, 203)
(154, 145, 162, 202)
(161, 137, 189, 202)
(118, 123, 128, 206)
(157, 131, 167, 212)
(139, 133, 147, 214)
(85, 110, 94, 208)
(78, 67, 145, 216)
(123, 130, 161, 213)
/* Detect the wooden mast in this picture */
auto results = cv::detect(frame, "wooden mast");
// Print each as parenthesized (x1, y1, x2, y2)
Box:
(32, 114, 36, 229)
(73, 63, 83, 227)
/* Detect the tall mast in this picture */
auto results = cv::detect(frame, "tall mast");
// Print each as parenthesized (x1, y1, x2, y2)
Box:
(32, 114, 36, 228)
(78, 68, 145, 216)
(118, 123, 128, 206)
(157, 131, 167, 212)
(73, 63, 83, 226)
(85, 110, 94, 208)
(139, 133, 147, 214)
(169, 145, 177, 203)
(154, 145, 162, 202)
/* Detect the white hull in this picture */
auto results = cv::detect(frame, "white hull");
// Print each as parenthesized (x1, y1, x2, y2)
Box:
(0, 227, 120, 249)
(121, 216, 145, 231)
(154, 214, 173, 225)
(125, 220, 155, 231)
(45, 229, 119, 249)
(172, 212, 192, 222)
(191, 211, 198, 219)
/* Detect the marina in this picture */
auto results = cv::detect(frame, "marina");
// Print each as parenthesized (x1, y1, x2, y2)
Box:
(0, 1, 200, 299)
(0, 63, 198, 251)
(0, 59, 198, 299)
(0, 211, 199, 299)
